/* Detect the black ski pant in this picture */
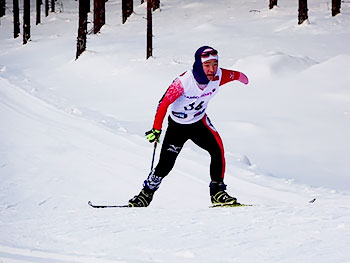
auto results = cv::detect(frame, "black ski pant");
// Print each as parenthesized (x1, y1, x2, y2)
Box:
(154, 115, 226, 182)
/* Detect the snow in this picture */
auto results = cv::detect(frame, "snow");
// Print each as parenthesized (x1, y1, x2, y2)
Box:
(1, 0, 350, 262)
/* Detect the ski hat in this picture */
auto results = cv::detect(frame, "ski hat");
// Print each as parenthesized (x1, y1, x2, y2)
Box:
(192, 46, 219, 84)
(200, 48, 219, 63)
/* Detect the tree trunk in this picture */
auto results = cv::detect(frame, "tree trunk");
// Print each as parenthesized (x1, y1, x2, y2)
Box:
(332, 0, 341, 16)
(51, 0, 55, 12)
(23, 0, 30, 44)
(122, 0, 126, 23)
(127, 0, 133, 17)
(152, 0, 159, 11)
(122, 0, 133, 24)
(269, 0, 277, 10)
(76, 0, 88, 59)
(298, 0, 308, 25)
(45, 0, 49, 16)
(13, 0, 20, 38)
(146, 0, 152, 59)
(0, 0, 5, 17)
(94, 0, 105, 33)
(36, 0, 42, 25)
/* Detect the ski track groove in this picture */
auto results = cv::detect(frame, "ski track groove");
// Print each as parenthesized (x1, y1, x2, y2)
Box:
(0, 245, 124, 263)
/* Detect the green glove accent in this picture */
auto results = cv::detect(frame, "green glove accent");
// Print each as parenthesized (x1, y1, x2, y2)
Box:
(145, 128, 161, 143)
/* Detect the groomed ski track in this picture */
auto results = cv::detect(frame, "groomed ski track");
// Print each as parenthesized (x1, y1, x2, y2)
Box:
(1, 69, 350, 263)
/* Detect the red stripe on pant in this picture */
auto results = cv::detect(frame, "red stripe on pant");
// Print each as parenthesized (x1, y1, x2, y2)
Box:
(201, 115, 226, 179)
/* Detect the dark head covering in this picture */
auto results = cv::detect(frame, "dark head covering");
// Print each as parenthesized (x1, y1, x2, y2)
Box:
(192, 45, 217, 84)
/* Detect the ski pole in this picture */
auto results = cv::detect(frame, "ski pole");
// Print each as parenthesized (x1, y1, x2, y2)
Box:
(150, 141, 158, 172)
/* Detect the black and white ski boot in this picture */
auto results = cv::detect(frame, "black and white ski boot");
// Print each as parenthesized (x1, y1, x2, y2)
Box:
(209, 181, 240, 206)
(128, 187, 155, 207)
(128, 172, 163, 207)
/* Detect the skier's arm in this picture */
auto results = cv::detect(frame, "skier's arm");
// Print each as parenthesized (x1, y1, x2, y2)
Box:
(152, 78, 184, 131)
(220, 68, 249, 86)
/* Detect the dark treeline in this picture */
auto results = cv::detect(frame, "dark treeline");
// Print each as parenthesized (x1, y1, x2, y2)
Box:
(0, 0, 343, 58)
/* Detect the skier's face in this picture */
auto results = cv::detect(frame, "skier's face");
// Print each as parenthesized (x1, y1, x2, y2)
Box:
(202, 59, 218, 81)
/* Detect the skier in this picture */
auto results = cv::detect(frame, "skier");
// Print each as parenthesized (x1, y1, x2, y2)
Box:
(129, 46, 249, 207)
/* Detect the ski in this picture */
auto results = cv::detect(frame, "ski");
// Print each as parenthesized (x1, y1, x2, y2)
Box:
(209, 203, 252, 208)
(89, 199, 316, 208)
(88, 201, 131, 208)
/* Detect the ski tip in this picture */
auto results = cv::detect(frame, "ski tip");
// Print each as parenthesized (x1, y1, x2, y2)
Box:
(87, 201, 132, 208)
(309, 198, 316, 203)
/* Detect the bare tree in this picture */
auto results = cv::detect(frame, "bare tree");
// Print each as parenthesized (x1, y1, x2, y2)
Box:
(51, 0, 55, 13)
(45, 0, 49, 16)
(269, 0, 277, 9)
(127, 0, 133, 16)
(36, 0, 42, 25)
(13, 0, 20, 38)
(332, 0, 341, 16)
(0, 0, 5, 17)
(76, 0, 88, 59)
(152, 0, 159, 11)
(94, 0, 105, 33)
(122, 0, 127, 23)
(298, 0, 308, 25)
(122, 0, 133, 24)
(23, 0, 30, 44)
(146, 0, 152, 59)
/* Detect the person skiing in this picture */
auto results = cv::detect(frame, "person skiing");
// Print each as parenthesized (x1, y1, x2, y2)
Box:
(129, 46, 249, 207)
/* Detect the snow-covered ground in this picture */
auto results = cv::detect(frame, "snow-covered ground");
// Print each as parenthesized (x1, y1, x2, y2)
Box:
(1, 0, 350, 262)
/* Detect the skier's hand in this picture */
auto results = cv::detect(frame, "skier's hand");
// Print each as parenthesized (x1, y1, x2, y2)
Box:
(237, 72, 249, 85)
(145, 128, 161, 143)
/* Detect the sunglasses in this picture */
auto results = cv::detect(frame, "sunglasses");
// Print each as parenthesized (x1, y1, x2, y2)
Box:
(201, 49, 218, 58)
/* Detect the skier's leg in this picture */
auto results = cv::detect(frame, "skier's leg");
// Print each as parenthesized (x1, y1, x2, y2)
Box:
(190, 115, 239, 205)
(191, 115, 225, 182)
(129, 118, 188, 207)
(153, 117, 188, 178)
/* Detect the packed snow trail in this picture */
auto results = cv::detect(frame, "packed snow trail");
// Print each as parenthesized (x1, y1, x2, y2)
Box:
(1, 70, 350, 263)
